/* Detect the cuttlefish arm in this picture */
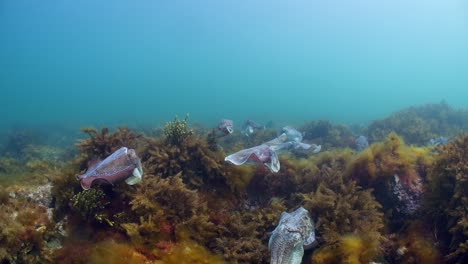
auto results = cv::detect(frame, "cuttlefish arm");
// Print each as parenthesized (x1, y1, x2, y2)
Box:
(288, 243, 306, 264)
(125, 159, 143, 185)
(265, 150, 280, 173)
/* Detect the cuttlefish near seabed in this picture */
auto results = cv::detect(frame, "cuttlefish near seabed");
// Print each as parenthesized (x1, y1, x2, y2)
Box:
(269, 207, 316, 264)
(77, 147, 143, 190)
(224, 126, 321, 173)
(214, 119, 234, 137)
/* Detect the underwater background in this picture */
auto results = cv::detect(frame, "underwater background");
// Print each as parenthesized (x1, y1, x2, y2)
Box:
(1, 1, 468, 264)
(1, 0, 468, 130)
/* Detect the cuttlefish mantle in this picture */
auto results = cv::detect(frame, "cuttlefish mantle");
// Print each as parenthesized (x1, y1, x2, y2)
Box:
(269, 207, 316, 264)
(77, 147, 143, 190)
(225, 144, 280, 172)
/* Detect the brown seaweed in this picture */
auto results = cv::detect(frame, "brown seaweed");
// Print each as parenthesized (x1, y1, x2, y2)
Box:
(424, 134, 468, 263)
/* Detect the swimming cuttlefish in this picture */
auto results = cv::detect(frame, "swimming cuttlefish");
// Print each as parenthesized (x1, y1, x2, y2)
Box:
(242, 119, 264, 136)
(269, 207, 316, 264)
(77, 147, 143, 190)
(224, 126, 321, 173)
(214, 119, 234, 137)
(225, 144, 280, 172)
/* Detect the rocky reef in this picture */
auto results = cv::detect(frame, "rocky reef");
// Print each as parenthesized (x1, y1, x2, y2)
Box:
(0, 104, 467, 263)
(366, 102, 468, 145)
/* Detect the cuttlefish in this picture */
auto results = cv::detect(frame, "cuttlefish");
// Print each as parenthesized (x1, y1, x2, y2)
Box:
(242, 119, 264, 136)
(214, 119, 234, 137)
(269, 207, 316, 264)
(77, 147, 143, 190)
(225, 126, 320, 172)
(275, 126, 321, 153)
(225, 144, 280, 172)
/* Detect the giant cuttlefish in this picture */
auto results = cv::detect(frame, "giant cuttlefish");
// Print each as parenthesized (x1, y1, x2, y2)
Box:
(269, 207, 316, 264)
(214, 119, 234, 137)
(242, 119, 264, 136)
(224, 144, 280, 172)
(77, 147, 143, 190)
(224, 126, 320, 172)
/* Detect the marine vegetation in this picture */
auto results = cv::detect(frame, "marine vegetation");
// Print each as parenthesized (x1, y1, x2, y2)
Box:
(367, 102, 468, 145)
(295, 165, 384, 263)
(381, 221, 441, 264)
(311, 235, 381, 264)
(0, 189, 58, 263)
(87, 239, 151, 264)
(121, 169, 286, 263)
(0, 128, 44, 160)
(70, 189, 111, 225)
(140, 128, 254, 192)
(4, 106, 468, 264)
(76, 127, 143, 166)
(163, 114, 194, 145)
(299, 120, 355, 149)
(153, 238, 228, 264)
(52, 127, 142, 222)
(424, 134, 468, 263)
(345, 133, 433, 224)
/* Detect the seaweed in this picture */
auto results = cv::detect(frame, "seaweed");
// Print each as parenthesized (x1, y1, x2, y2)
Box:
(0, 129, 43, 160)
(0, 196, 56, 263)
(345, 133, 433, 224)
(246, 158, 299, 202)
(70, 188, 113, 226)
(424, 134, 468, 263)
(385, 222, 442, 264)
(51, 127, 143, 221)
(50, 164, 83, 221)
(76, 127, 142, 167)
(88, 240, 150, 264)
(367, 102, 468, 145)
(294, 162, 384, 263)
(163, 114, 194, 146)
(205, 198, 286, 263)
(120, 173, 205, 251)
(0, 186, 8, 204)
(299, 120, 355, 149)
(153, 238, 227, 264)
(4, 109, 465, 264)
(140, 135, 231, 191)
(122, 166, 286, 263)
(311, 235, 381, 264)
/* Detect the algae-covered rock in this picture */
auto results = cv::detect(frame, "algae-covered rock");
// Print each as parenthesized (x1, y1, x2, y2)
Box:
(425, 134, 468, 263)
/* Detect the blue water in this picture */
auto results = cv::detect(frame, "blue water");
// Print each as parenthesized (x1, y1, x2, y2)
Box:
(1, 0, 468, 129)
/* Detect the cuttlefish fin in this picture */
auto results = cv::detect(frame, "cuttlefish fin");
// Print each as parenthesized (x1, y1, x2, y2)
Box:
(225, 148, 256, 165)
(125, 167, 143, 185)
(87, 157, 101, 170)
